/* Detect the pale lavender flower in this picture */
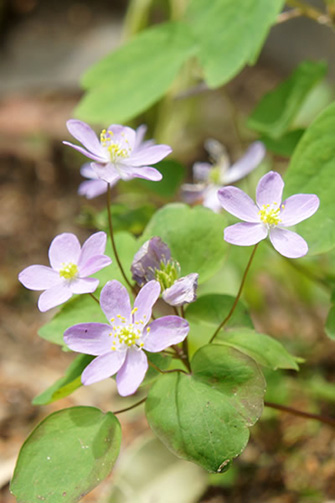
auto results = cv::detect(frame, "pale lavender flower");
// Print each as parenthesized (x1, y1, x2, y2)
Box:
(19, 232, 112, 311)
(78, 163, 108, 199)
(182, 140, 266, 212)
(131, 237, 198, 306)
(218, 171, 320, 258)
(64, 120, 172, 185)
(64, 280, 189, 396)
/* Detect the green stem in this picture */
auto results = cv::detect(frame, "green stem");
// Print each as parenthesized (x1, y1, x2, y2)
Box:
(88, 292, 100, 305)
(148, 360, 189, 375)
(264, 401, 335, 427)
(285, 0, 332, 25)
(113, 397, 147, 415)
(106, 184, 134, 291)
(209, 243, 259, 343)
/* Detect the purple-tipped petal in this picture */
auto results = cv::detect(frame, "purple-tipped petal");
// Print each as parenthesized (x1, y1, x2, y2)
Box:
(82, 351, 126, 385)
(126, 166, 163, 181)
(133, 280, 161, 323)
(100, 280, 132, 324)
(64, 323, 114, 355)
(78, 255, 112, 277)
(256, 171, 284, 207)
(78, 232, 108, 267)
(66, 120, 106, 159)
(124, 144, 172, 166)
(78, 179, 108, 199)
(63, 141, 108, 163)
(91, 162, 122, 185)
(224, 222, 268, 246)
(144, 316, 189, 352)
(38, 283, 72, 312)
(224, 141, 265, 184)
(269, 228, 308, 258)
(116, 349, 148, 396)
(162, 273, 198, 306)
(280, 194, 320, 227)
(18, 265, 60, 290)
(218, 186, 260, 222)
(48, 233, 81, 271)
(70, 277, 99, 294)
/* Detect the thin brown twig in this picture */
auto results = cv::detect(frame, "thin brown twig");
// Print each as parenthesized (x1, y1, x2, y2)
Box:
(88, 292, 100, 305)
(264, 401, 335, 428)
(113, 397, 147, 415)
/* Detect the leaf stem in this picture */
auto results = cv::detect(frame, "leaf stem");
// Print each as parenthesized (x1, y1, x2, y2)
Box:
(284, 0, 332, 25)
(209, 243, 259, 343)
(264, 400, 335, 427)
(88, 292, 100, 305)
(106, 184, 134, 291)
(113, 397, 147, 415)
(148, 360, 189, 375)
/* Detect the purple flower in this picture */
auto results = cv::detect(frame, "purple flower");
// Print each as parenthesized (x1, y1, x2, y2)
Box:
(131, 237, 198, 306)
(64, 280, 189, 396)
(64, 120, 172, 185)
(18, 232, 112, 311)
(218, 171, 320, 258)
(78, 163, 108, 199)
(182, 140, 265, 212)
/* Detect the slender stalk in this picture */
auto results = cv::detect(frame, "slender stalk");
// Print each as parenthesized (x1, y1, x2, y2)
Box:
(264, 401, 335, 428)
(88, 292, 100, 305)
(113, 397, 147, 415)
(209, 244, 259, 343)
(179, 305, 190, 365)
(106, 184, 134, 291)
(285, 0, 332, 25)
(277, 8, 302, 23)
(148, 360, 189, 375)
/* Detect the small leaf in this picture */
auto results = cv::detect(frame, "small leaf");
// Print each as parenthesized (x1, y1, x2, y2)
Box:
(217, 328, 299, 370)
(76, 22, 196, 123)
(33, 355, 94, 405)
(247, 61, 327, 138)
(140, 203, 227, 283)
(185, 0, 285, 87)
(11, 407, 121, 503)
(146, 344, 265, 472)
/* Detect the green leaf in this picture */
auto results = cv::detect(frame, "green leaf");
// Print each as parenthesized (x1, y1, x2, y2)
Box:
(325, 304, 335, 340)
(76, 22, 196, 123)
(11, 407, 121, 503)
(146, 344, 265, 472)
(247, 61, 327, 138)
(140, 203, 227, 283)
(33, 355, 94, 405)
(260, 129, 305, 157)
(137, 159, 186, 198)
(185, 0, 285, 87)
(284, 102, 335, 254)
(217, 328, 299, 370)
(186, 294, 253, 329)
(108, 435, 208, 503)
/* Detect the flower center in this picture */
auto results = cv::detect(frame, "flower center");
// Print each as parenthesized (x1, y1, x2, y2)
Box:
(258, 203, 283, 226)
(208, 166, 222, 185)
(59, 262, 78, 280)
(100, 129, 131, 162)
(110, 310, 148, 351)
(154, 259, 181, 290)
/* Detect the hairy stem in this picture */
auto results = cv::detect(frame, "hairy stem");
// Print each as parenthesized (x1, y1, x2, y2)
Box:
(209, 243, 259, 343)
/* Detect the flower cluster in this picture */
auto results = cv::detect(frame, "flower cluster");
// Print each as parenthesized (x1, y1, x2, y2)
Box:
(64, 280, 189, 396)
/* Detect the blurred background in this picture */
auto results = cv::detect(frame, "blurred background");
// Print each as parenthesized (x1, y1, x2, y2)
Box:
(1, 1, 335, 502)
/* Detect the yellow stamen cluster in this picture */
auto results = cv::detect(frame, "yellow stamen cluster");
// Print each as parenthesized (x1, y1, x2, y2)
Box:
(59, 262, 78, 280)
(100, 129, 130, 161)
(258, 202, 284, 226)
(110, 309, 149, 351)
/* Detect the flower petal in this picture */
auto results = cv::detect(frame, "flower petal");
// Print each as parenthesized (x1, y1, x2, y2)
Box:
(38, 283, 72, 312)
(123, 166, 163, 182)
(269, 228, 308, 258)
(202, 185, 222, 213)
(223, 141, 265, 184)
(79, 255, 112, 278)
(78, 179, 108, 199)
(82, 351, 126, 385)
(134, 124, 148, 149)
(218, 186, 260, 222)
(144, 316, 189, 352)
(78, 232, 108, 268)
(280, 194, 320, 226)
(64, 323, 114, 355)
(116, 349, 148, 396)
(224, 222, 268, 246)
(133, 280, 161, 324)
(48, 233, 81, 271)
(162, 273, 198, 306)
(80, 163, 99, 179)
(63, 142, 108, 163)
(91, 162, 121, 185)
(256, 171, 284, 207)
(107, 125, 137, 151)
(70, 277, 99, 294)
(180, 183, 206, 205)
(124, 144, 172, 166)
(100, 280, 132, 324)
(131, 237, 171, 285)
(18, 265, 60, 290)
(193, 162, 212, 183)
(66, 120, 106, 159)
